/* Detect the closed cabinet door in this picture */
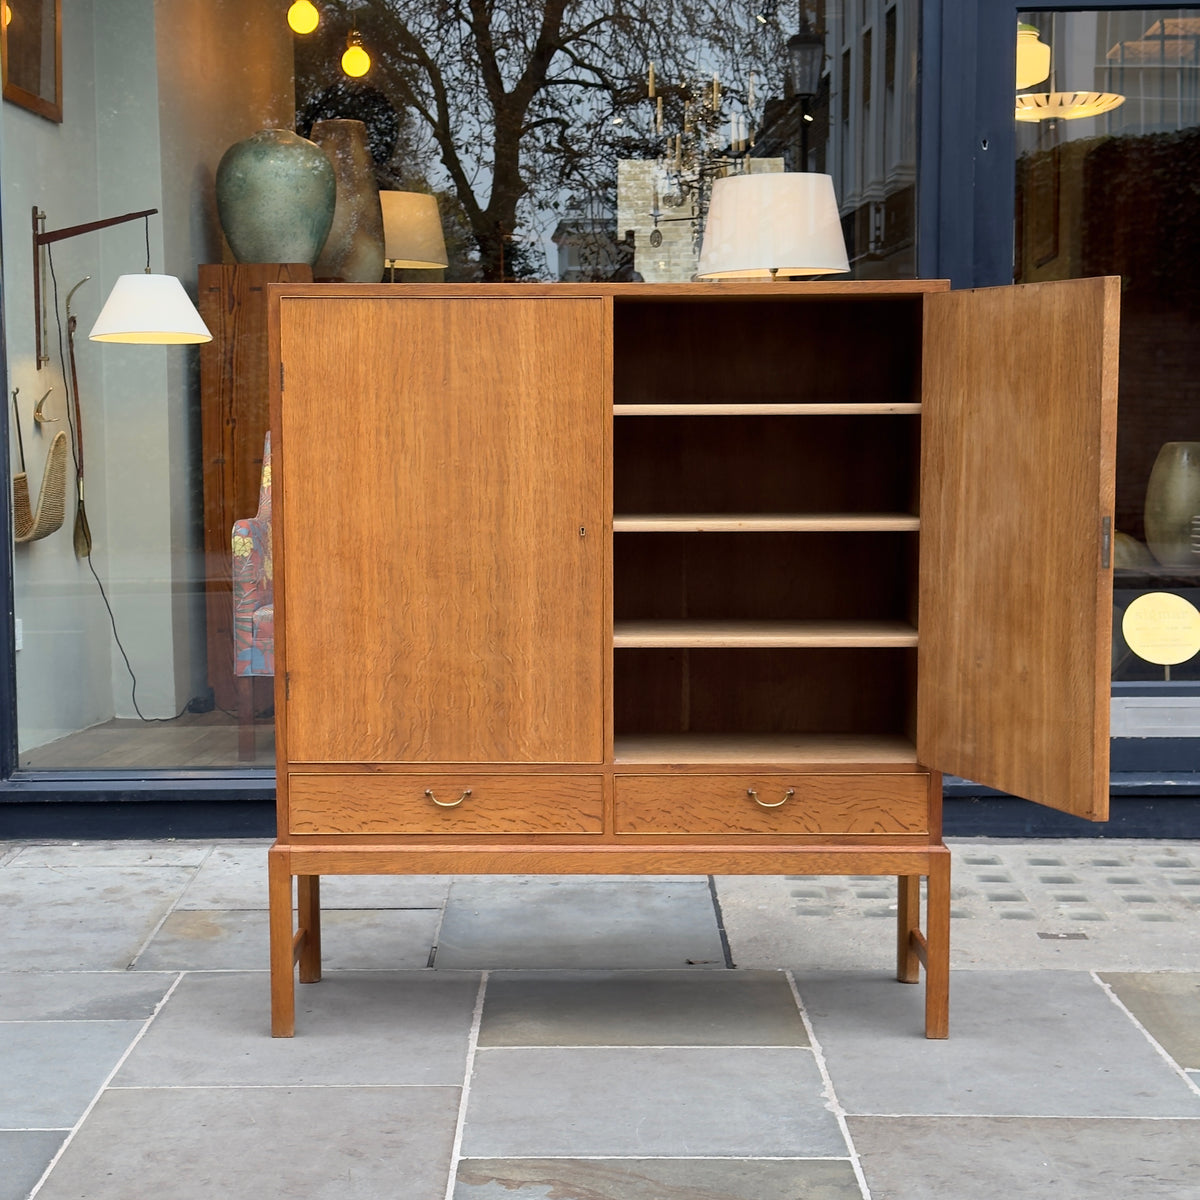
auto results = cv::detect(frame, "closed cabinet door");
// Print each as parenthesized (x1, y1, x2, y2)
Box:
(277, 295, 609, 764)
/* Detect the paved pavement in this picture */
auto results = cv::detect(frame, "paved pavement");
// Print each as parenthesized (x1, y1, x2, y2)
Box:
(2, 838, 1198, 1199)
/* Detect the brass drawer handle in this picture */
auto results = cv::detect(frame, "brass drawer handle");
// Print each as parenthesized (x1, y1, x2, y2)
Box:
(748, 787, 794, 809)
(426, 788, 472, 809)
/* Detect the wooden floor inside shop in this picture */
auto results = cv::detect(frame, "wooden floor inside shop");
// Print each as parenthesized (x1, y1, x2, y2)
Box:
(18, 710, 276, 770)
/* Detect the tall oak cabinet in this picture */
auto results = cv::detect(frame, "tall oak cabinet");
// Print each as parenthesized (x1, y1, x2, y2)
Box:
(266, 278, 1119, 1038)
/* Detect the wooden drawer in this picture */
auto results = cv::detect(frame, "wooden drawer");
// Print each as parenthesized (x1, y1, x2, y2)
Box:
(614, 773, 929, 835)
(288, 773, 604, 835)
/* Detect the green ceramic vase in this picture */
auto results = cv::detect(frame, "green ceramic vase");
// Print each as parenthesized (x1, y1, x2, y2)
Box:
(216, 129, 336, 265)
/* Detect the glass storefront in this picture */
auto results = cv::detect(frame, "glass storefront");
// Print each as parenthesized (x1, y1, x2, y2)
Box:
(1014, 9, 1200, 761)
(1, 2, 916, 779)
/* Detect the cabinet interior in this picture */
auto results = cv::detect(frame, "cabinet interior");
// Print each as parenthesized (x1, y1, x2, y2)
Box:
(611, 293, 925, 762)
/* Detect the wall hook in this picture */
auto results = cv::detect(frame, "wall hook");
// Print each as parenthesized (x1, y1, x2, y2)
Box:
(33, 388, 57, 424)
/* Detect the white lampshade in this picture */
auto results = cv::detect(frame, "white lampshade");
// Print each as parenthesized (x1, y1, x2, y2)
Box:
(696, 173, 850, 280)
(380, 191, 449, 269)
(89, 273, 212, 344)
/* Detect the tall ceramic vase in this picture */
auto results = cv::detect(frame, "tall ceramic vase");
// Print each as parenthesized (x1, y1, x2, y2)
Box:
(1144, 441, 1200, 566)
(215, 129, 335, 265)
(310, 119, 385, 282)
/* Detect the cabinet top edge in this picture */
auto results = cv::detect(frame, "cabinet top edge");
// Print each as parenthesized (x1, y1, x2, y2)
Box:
(265, 280, 953, 302)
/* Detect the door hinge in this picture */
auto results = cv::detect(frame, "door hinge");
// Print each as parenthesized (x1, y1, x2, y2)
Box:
(279, 362, 285, 391)
(1101, 516, 1112, 569)
(285, 672, 291, 700)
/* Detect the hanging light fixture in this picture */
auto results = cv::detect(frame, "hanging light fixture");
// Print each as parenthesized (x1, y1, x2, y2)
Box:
(30, 206, 211, 366)
(1015, 24, 1051, 89)
(287, 1, 320, 35)
(90, 275, 212, 344)
(341, 28, 371, 77)
(1015, 90, 1126, 122)
(1014, 18, 1124, 123)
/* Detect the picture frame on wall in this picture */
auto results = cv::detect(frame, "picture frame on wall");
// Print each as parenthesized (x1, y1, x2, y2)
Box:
(1, 0, 62, 123)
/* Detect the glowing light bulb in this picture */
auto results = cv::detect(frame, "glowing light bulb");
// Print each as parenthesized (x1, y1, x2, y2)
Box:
(341, 29, 370, 77)
(287, 1, 319, 35)
(3, 4, 11, 27)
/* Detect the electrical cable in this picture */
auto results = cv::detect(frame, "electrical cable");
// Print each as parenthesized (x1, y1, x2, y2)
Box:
(46, 243, 196, 723)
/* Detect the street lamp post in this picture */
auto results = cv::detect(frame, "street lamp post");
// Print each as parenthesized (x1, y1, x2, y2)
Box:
(786, 4, 824, 170)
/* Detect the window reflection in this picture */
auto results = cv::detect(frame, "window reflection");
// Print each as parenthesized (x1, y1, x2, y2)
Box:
(1015, 10, 1200, 704)
(291, 0, 916, 282)
(6, 0, 915, 776)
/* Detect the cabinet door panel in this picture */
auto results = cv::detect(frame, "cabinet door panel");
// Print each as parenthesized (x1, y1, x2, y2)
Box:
(278, 296, 609, 764)
(918, 278, 1118, 820)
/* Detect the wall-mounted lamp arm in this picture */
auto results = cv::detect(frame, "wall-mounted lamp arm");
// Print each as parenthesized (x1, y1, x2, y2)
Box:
(31, 206, 158, 368)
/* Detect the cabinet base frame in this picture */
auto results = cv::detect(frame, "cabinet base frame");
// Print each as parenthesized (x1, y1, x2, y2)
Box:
(267, 842, 951, 1040)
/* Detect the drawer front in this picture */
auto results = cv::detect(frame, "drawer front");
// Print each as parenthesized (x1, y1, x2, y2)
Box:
(289, 774, 604, 835)
(614, 774, 928, 835)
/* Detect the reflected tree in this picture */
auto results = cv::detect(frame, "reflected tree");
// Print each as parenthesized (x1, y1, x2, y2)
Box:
(296, 0, 788, 280)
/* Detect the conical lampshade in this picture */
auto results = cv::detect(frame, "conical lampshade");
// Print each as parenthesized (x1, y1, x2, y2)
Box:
(89, 274, 212, 344)
(697, 173, 850, 279)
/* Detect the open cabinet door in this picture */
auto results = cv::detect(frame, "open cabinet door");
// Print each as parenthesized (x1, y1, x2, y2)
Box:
(917, 277, 1119, 820)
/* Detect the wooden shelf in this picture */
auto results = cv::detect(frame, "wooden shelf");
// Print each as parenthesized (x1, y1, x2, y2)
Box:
(613, 619, 919, 648)
(614, 402, 922, 416)
(614, 733, 919, 766)
(613, 513, 920, 533)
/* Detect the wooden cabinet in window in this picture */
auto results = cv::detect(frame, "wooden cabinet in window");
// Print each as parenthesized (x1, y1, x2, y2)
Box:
(266, 278, 1119, 1038)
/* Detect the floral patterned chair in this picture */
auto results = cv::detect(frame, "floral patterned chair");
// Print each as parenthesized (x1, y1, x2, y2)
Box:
(232, 432, 273, 759)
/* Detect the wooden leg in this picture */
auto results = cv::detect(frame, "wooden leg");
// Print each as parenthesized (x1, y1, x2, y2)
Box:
(896, 874, 921, 984)
(268, 847, 296, 1038)
(297, 875, 322, 984)
(924, 850, 951, 1039)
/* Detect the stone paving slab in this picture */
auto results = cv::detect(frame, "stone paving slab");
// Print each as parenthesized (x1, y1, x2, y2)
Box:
(174, 843, 452, 910)
(32, 1085, 461, 1200)
(114, 971, 479, 1087)
(1100, 972, 1200, 1069)
(453, 1158, 861, 1199)
(0, 1021, 143, 1128)
(848, 1115, 1200, 1199)
(437, 878, 726, 970)
(133, 908, 439, 971)
(796, 970, 1200, 1117)
(461, 1046, 843, 1158)
(0, 866, 195, 971)
(716, 839, 1200, 974)
(9, 842, 213, 868)
(0, 972, 173, 1021)
(480, 969, 808, 1047)
(0, 1131, 67, 1200)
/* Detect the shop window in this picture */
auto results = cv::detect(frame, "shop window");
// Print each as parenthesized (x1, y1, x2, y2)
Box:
(3, 0, 916, 776)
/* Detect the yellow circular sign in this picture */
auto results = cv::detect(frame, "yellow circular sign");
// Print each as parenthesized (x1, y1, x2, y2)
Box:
(1121, 592, 1200, 666)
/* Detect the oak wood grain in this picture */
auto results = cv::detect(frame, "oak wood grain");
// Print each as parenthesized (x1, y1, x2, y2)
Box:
(917, 278, 1118, 820)
(613, 514, 920, 532)
(614, 772, 928, 834)
(282, 843, 946, 875)
(612, 732, 918, 765)
(613, 402, 923, 415)
(613, 619, 918, 648)
(277, 295, 609, 765)
(288, 773, 604, 835)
